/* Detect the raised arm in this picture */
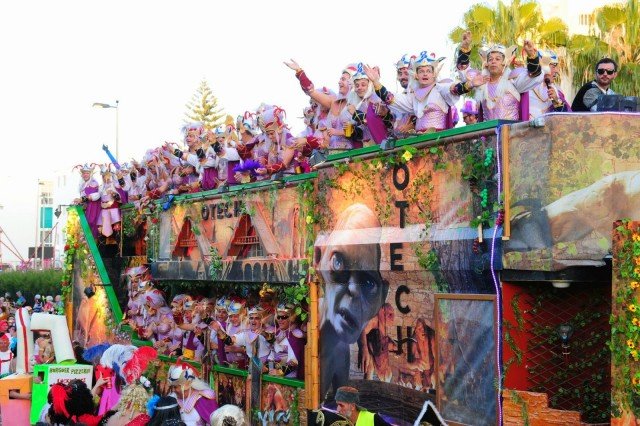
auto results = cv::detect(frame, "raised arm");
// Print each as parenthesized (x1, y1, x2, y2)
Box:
(284, 59, 335, 109)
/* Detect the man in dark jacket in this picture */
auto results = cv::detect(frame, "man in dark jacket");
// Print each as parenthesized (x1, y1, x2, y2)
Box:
(572, 58, 618, 111)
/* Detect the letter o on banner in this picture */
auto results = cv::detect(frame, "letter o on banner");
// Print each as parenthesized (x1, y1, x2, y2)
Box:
(201, 204, 210, 220)
(393, 163, 410, 191)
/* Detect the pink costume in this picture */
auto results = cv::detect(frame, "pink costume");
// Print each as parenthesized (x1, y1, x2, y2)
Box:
(167, 364, 219, 426)
(462, 44, 543, 121)
(97, 168, 122, 238)
(383, 52, 459, 132)
(346, 65, 390, 145)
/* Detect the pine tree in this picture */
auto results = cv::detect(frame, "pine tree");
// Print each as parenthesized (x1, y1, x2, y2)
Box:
(184, 80, 225, 130)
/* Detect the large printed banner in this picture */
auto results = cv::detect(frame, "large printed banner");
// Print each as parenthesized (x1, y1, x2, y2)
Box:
(314, 135, 499, 422)
(504, 113, 640, 271)
(150, 186, 307, 283)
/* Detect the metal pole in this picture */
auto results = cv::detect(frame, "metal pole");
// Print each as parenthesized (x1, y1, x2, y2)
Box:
(115, 100, 120, 161)
(34, 180, 40, 269)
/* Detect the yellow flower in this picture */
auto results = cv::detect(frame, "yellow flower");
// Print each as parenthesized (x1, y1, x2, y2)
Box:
(634, 318, 640, 326)
(630, 304, 637, 312)
(628, 339, 636, 349)
(305, 215, 314, 224)
(632, 281, 640, 290)
(633, 234, 640, 242)
(633, 376, 640, 386)
(632, 350, 639, 361)
(402, 150, 413, 162)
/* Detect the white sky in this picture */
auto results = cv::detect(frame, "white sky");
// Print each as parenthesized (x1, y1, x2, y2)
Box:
(0, 0, 493, 263)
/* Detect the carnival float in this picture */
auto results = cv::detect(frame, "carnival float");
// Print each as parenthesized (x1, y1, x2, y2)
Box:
(2, 112, 640, 425)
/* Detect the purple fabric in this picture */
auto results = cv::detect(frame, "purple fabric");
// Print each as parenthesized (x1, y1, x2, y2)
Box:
(366, 103, 388, 144)
(226, 160, 239, 184)
(194, 395, 219, 423)
(116, 187, 128, 204)
(216, 321, 227, 365)
(445, 107, 454, 130)
(520, 91, 529, 121)
(233, 159, 261, 174)
(184, 331, 196, 350)
(555, 91, 572, 112)
(83, 186, 101, 238)
(201, 167, 218, 191)
(289, 332, 306, 380)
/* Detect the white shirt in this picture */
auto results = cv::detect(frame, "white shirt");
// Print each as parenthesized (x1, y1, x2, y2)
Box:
(0, 349, 13, 375)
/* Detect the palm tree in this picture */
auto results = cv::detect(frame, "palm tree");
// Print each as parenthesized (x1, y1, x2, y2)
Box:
(570, 0, 640, 96)
(449, 0, 569, 71)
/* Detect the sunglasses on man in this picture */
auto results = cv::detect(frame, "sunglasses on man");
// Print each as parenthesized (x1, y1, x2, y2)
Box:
(597, 68, 615, 75)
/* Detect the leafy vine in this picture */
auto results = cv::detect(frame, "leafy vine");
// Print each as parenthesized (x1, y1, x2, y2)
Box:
(461, 137, 500, 228)
(208, 246, 223, 280)
(611, 220, 640, 417)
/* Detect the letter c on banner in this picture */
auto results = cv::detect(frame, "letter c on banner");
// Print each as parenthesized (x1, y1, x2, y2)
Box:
(395, 285, 411, 314)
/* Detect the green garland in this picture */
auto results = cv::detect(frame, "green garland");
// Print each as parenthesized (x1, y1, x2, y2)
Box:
(461, 138, 498, 228)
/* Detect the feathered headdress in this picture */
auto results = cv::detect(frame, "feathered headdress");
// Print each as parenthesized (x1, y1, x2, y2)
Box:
(538, 49, 559, 74)
(51, 383, 70, 418)
(181, 122, 205, 138)
(167, 361, 198, 386)
(232, 159, 261, 175)
(226, 301, 245, 315)
(247, 306, 264, 318)
(347, 63, 375, 108)
(258, 106, 288, 133)
(100, 344, 137, 380)
(276, 303, 295, 317)
(238, 111, 260, 136)
(122, 346, 157, 384)
(410, 51, 446, 81)
(479, 43, 518, 68)
(395, 54, 412, 70)
(82, 343, 111, 364)
(72, 163, 97, 174)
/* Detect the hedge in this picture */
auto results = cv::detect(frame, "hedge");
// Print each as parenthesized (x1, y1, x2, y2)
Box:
(0, 269, 64, 305)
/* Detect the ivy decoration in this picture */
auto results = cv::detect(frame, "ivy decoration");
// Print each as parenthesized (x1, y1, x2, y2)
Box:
(208, 246, 223, 280)
(121, 208, 138, 238)
(462, 138, 497, 228)
(611, 220, 640, 417)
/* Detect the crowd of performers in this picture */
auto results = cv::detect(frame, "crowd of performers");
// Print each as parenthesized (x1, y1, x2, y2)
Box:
(37, 343, 247, 426)
(124, 265, 305, 381)
(73, 33, 574, 243)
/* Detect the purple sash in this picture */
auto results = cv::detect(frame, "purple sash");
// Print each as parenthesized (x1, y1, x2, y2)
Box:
(84, 186, 101, 238)
(201, 167, 218, 191)
(366, 103, 388, 144)
(116, 188, 128, 205)
(226, 161, 239, 185)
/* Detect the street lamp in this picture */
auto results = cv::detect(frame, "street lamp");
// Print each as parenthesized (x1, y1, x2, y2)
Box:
(34, 180, 45, 269)
(92, 100, 119, 160)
